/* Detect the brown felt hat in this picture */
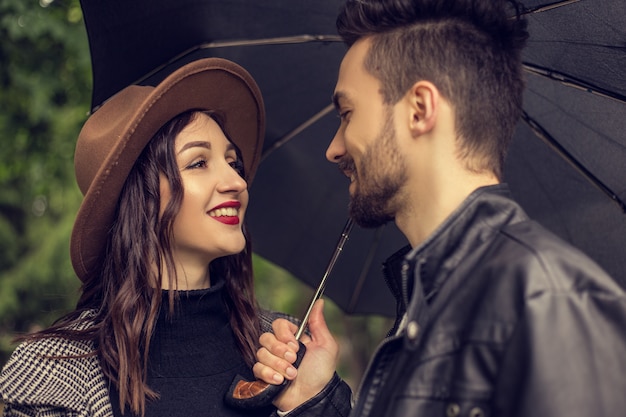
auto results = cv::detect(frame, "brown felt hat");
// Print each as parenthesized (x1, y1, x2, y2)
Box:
(70, 58, 265, 282)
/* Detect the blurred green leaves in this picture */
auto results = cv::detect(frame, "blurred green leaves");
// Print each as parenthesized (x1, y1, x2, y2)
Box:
(0, 0, 89, 364)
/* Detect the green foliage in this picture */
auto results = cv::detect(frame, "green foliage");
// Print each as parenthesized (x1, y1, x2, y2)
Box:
(0, 0, 90, 196)
(253, 254, 313, 314)
(0, 0, 90, 364)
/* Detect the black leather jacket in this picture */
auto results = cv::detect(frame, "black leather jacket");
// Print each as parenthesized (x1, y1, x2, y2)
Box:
(286, 185, 626, 417)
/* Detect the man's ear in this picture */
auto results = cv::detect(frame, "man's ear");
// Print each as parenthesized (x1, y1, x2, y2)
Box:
(406, 81, 438, 137)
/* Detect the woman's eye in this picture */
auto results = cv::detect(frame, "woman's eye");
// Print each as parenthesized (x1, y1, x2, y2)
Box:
(230, 159, 245, 177)
(187, 159, 207, 169)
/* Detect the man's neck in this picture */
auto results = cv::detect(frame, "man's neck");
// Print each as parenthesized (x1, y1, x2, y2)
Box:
(396, 173, 499, 248)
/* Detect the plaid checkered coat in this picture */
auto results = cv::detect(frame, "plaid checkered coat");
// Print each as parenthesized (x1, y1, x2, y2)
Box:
(0, 310, 282, 416)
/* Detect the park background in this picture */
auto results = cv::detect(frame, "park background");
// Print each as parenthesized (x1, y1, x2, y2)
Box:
(0, 0, 393, 408)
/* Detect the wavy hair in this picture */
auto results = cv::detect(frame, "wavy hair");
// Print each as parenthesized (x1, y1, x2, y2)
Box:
(24, 110, 261, 416)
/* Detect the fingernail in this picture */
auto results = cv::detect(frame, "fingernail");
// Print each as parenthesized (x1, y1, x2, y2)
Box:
(286, 367, 297, 378)
(273, 373, 284, 384)
(287, 341, 298, 351)
(284, 350, 296, 362)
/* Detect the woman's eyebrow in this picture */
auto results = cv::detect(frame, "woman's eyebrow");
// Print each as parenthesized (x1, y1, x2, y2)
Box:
(177, 141, 211, 155)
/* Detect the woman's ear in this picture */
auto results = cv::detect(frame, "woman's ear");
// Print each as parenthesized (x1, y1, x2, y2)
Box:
(406, 80, 439, 137)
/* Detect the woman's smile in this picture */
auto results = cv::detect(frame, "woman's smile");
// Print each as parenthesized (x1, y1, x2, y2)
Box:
(208, 201, 242, 225)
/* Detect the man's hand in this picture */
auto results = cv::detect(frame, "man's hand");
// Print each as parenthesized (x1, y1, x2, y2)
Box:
(253, 299, 339, 412)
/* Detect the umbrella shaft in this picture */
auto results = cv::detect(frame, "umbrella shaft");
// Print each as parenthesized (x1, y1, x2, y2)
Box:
(295, 218, 354, 340)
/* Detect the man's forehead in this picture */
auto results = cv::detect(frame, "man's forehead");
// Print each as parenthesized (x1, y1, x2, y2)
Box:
(342, 38, 370, 69)
(334, 39, 384, 102)
(334, 39, 371, 94)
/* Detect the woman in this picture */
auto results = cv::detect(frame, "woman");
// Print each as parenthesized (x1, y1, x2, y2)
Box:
(0, 58, 278, 416)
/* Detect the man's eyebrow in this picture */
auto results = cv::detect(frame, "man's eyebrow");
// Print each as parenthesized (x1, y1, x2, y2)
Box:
(332, 91, 347, 111)
(177, 141, 211, 155)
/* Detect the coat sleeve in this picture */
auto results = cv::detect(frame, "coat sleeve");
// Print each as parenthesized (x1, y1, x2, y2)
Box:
(495, 287, 626, 417)
(2, 403, 80, 417)
(270, 373, 352, 417)
(0, 338, 109, 417)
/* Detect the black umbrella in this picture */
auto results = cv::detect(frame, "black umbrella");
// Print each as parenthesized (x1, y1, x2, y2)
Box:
(79, 0, 626, 317)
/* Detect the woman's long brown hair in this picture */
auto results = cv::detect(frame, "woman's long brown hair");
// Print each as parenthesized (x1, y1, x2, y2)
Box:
(23, 111, 262, 415)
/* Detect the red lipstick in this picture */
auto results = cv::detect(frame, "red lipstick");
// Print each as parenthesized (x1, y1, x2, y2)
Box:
(208, 201, 242, 225)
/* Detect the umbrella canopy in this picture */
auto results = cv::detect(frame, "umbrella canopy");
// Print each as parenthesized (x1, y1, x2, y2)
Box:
(79, 0, 626, 317)
(505, 0, 626, 290)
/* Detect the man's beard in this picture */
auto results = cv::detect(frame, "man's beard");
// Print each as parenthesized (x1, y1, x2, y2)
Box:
(340, 111, 407, 229)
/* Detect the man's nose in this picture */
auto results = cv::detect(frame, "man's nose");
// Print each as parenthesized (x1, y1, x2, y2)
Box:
(326, 130, 346, 163)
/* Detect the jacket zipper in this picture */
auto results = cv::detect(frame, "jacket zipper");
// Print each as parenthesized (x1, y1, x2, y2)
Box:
(352, 256, 415, 416)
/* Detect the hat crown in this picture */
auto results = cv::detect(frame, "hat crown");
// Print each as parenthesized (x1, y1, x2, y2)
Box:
(75, 86, 154, 196)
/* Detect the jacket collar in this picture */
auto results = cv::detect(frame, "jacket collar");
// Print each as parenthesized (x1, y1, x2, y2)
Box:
(383, 184, 528, 312)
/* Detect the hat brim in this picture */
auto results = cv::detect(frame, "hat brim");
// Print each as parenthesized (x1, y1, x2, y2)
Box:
(71, 58, 264, 282)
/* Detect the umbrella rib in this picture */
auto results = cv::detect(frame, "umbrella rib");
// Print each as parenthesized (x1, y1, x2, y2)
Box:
(133, 35, 342, 87)
(521, 111, 626, 213)
(520, 0, 580, 15)
(194, 35, 343, 48)
(261, 104, 335, 161)
(523, 64, 626, 105)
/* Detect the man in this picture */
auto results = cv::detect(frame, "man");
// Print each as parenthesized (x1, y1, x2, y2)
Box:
(254, 0, 626, 416)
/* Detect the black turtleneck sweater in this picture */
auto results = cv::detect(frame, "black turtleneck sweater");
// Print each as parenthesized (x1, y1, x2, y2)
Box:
(110, 280, 273, 416)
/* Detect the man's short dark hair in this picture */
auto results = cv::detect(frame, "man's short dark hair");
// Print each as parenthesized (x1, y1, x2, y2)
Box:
(337, 0, 529, 179)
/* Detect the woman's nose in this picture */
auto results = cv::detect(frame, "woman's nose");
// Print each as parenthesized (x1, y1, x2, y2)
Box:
(217, 163, 248, 193)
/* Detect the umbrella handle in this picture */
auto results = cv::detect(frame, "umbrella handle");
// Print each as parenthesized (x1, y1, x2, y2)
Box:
(225, 341, 306, 409)
(225, 218, 354, 410)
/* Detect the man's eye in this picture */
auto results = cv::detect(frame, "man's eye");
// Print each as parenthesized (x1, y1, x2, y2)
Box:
(338, 110, 351, 122)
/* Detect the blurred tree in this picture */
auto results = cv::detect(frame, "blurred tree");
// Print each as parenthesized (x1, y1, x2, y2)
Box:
(0, 0, 91, 364)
